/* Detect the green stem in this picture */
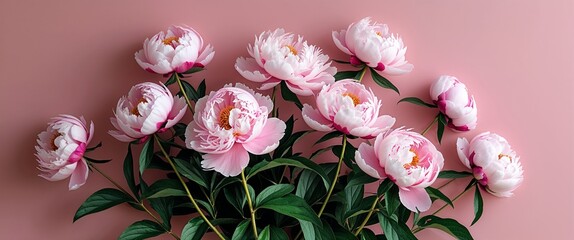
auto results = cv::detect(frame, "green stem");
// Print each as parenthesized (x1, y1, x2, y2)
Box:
(241, 170, 258, 238)
(357, 67, 368, 82)
(154, 136, 226, 240)
(174, 73, 195, 115)
(88, 163, 180, 240)
(421, 117, 438, 136)
(437, 179, 456, 190)
(353, 195, 382, 236)
(317, 135, 348, 217)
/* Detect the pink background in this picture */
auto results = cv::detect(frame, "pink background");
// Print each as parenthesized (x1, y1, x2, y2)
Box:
(1, 0, 573, 239)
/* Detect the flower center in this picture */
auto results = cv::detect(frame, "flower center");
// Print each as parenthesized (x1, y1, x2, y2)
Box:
(498, 154, 512, 161)
(342, 93, 361, 106)
(219, 106, 234, 130)
(130, 98, 148, 116)
(286, 45, 298, 55)
(376, 31, 383, 37)
(403, 150, 420, 169)
(162, 36, 180, 45)
(49, 132, 61, 151)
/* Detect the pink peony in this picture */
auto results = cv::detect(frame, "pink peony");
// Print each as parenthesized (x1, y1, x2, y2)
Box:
(185, 83, 286, 177)
(109, 82, 187, 142)
(235, 28, 336, 96)
(302, 79, 395, 138)
(430, 75, 478, 131)
(135, 25, 214, 75)
(457, 132, 523, 197)
(355, 129, 444, 212)
(333, 17, 413, 75)
(35, 115, 94, 190)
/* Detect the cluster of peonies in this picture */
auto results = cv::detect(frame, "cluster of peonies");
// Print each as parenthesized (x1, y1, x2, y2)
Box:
(34, 18, 523, 234)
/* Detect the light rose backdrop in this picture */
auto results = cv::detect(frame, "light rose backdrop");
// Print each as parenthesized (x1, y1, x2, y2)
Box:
(1, 0, 572, 239)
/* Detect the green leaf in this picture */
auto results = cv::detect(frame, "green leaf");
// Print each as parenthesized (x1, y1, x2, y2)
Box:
(472, 184, 483, 226)
(296, 169, 327, 205)
(280, 81, 303, 109)
(417, 215, 474, 240)
(258, 194, 321, 226)
(232, 220, 253, 240)
(347, 170, 378, 188)
(315, 131, 343, 145)
(397, 97, 437, 108)
(360, 228, 377, 240)
(123, 144, 139, 199)
(139, 136, 154, 174)
(73, 188, 132, 222)
(173, 158, 208, 188)
(248, 158, 329, 188)
(224, 186, 247, 215)
(274, 130, 311, 158)
(300, 219, 336, 240)
(197, 79, 206, 98)
(259, 226, 289, 240)
(142, 179, 186, 199)
(258, 226, 271, 240)
(377, 178, 394, 196)
(377, 212, 417, 240)
(85, 141, 103, 152)
(165, 73, 177, 86)
(385, 185, 400, 215)
(183, 66, 205, 75)
(332, 59, 351, 64)
(255, 184, 295, 207)
(438, 170, 473, 179)
(437, 113, 447, 144)
(426, 187, 453, 208)
(370, 68, 400, 94)
(334, 70, 361, 81)
(181, 218, 208, 240)
(179, 79, 201, 102)
(149, 197, 174, 229)
(118, 220, 165, 240)
(84, 156, 111, 164)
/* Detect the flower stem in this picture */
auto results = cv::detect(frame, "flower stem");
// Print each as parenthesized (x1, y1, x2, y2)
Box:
(353, 195, 382, 236)
(437, 179, 456, 190)
(174, 73, 195, 115)
(154, 136, 225, 240)
(241, 170, 258, 238)
(318, 135, 348, 217)
(357, 67, 368, 82)
(88, 162, 180, 240)
(421, 117, 438, 136)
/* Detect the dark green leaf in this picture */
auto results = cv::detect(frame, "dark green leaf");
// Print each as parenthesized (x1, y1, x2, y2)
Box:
(85, 141, 103, 152)
(397, 97, 437, 108)
(417, 215, 474, 240)
(123, 144, 139, 199)
(370, 68, 400, 94)
(334, 70, 361, 81)
(232, 220, 253, 240)
(472, 184, 483, 226)
(332, 59, 351, 64)
(315, 131, 343, 145)
(255, 184, 295, 207)
(347, 170, 378, 188)
(300, 219, 336, 240)
(181, 218, 208, 240)
(296, 169, 327, 205)
(310, 146, 335, 160)
(274, 130, 311, 158)
(360, 228, 377, 240)
(165, 73, 178, 86)
(197, 79, 206, 98)
(248, 158, 329, 188)
(73, 188, 132, 222)
(258, 194, 321, 226)
(118, 220, 165, 240)
(139, 136, 154, 174)
(331, 140, 357, 169)
(438, 170, 473, 179)
(149, 197, 174, 229)
(385, 185, 400, 215)
(173, 158, 208, 188)
(84, 156, 111, 164)
(179, 79, 200, 102)
(333, 226, 357, 240)
(224, 186, 247, 215)
(280, 81, 303, 109)
(426, 187, 453, 208)
(437, 113, 447, 144)
(183, 67, 205, 75)
(377, 212, 417, 240)
(259, 226, 288, 240)
(142, 179, 186, 199)
(377, 178, 394, 197)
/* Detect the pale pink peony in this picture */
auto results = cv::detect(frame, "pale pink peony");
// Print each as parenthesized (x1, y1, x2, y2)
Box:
(430, 75, 478, 131)
(302, 79, 395, 138)
(109, 82, 187, 142)
(135, 25, 214, 75)
(35, 115, 94, 190)
(355, 129, 444, 212)
(457, 132, 523, 197)
(235, 28, 336, 96)
(185, 83, 286, 177)
(333, 17, 413, 75)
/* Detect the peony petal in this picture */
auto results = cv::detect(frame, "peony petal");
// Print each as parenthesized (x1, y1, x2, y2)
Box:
(355, 143, 386, 179)
(201, 144, 249, 177)
(302, 104, 333, 132)
(68, 159, 89, 190)
(235, 57, 270, 82)
(398, 187, 432, 212)
(242, 118, 286, 155)
(456, 138, 472, 169)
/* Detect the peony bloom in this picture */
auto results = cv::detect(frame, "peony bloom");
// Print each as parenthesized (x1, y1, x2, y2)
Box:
(135, 25, 214, 75)
(430, 75, 478, 131)
(457, 132, 523, 197)
(333, 17, 413, 75)
(185, 83, 286, 177)
(35, 115, 94, 190)
(110, 82, 187, 142)
(355, 129, 444, 212)
(235, 28, 336, 96)
(302, 79, 395, 138)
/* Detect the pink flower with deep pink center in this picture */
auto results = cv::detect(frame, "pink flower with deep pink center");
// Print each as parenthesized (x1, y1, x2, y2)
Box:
(430, 75, 478, 131)
(109, 82, 187, 142)
(333, 17, 413, 75)
(135, 25, 214, 75)
(35, 115, 94, 190)
(457, 132, 523, 197)
(235, 28, 336, 96)
(355, 129, 444, 212)
(185, 83, 286, 177)
(302, 79, 395, 138)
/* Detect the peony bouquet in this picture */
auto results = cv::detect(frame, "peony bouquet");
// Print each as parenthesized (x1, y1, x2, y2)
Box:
(35, 19, 523, 240)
